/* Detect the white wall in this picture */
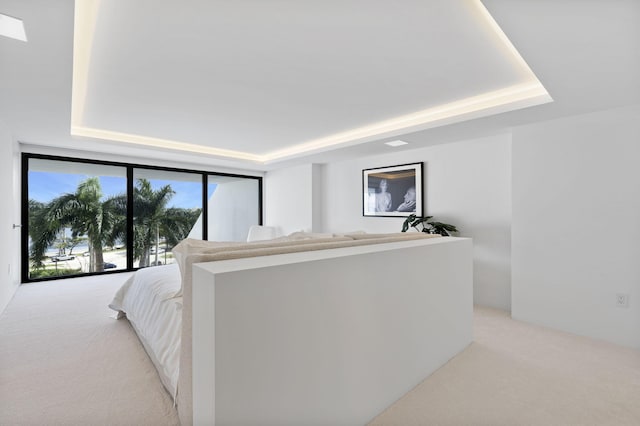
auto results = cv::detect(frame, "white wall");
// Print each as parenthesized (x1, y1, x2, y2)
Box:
(0, 122, 21, 315)
(206, 179, 261, 242)
(311, 164, 323, 232)
(320, 134, 512, 310)
(265, 164, 323, 235)
(512, 104, 640, 349)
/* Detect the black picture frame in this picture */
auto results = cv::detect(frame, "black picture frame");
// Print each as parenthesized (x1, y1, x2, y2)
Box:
(362, 162, 423, 217)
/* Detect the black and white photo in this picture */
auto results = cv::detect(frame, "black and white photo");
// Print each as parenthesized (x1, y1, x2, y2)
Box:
(362, 163, 423, 217)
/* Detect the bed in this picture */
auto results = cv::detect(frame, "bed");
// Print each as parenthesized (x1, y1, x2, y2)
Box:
(109, 263, 183, 399)
(110, 232, 473, 425)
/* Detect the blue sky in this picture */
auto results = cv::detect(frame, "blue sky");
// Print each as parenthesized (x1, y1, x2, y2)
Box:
(29, 172, 215, 209)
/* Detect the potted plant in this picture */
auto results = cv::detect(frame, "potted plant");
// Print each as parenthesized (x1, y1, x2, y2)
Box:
(401, 214, 459, 236)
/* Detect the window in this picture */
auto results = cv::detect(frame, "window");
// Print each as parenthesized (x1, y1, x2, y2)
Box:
(22, 154, 262, 282)
(132, 169, 203, 268)
(207, 175, 261, 242)
(26, 158, 127, 279)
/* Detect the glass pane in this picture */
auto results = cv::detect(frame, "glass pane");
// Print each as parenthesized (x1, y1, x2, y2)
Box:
(28, 159, 127, 279)
(207, 176, 260, 242)
(133, 169, 203, 268)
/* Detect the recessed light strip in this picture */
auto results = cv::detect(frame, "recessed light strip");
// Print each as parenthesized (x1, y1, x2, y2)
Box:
(71, 126, 263, 162)
(71, 81, 549, 164)
(472, 0, 538, 80)
(262, 81, 550, 162)
(71, 0, 101, 128)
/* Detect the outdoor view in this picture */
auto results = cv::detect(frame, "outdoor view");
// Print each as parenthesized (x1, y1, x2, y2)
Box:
(27, 159, 202, 279)
(132, 169, 203, 268)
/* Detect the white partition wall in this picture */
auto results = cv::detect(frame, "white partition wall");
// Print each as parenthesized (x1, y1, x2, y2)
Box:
(192, 238, 473, 425)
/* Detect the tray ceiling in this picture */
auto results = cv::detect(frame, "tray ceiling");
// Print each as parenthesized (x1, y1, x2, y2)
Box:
(70, 0, 550, 164)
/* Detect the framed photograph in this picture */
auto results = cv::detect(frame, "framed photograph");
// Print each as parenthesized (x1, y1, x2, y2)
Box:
(362, 162, 423, 217)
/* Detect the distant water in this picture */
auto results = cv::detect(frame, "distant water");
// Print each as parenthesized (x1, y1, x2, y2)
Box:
(31, 233, 124, 257)
(45, 243, 89, 257)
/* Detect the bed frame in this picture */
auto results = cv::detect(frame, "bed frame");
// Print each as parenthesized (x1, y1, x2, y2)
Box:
(185, 237, 472, 425)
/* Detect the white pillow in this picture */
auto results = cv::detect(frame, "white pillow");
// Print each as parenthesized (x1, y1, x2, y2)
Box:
(246, 225, 281, 242)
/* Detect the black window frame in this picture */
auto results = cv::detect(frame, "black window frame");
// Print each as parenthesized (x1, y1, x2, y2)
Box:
(21, 153, 263, 283)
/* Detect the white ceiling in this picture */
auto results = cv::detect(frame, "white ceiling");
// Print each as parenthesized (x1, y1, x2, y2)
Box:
(1, 0, 639, 171)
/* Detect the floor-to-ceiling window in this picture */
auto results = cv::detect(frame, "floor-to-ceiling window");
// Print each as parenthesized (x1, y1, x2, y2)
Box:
(22, 154, 262, 282)
(132, 168, 203, 268)
(26, 158, 128, 279)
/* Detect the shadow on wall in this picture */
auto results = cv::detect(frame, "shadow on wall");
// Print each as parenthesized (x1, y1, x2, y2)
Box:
(460, 221, 511, 311)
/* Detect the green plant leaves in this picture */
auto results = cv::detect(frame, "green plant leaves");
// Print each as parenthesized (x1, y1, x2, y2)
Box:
(401, 214, 417, 232)
(400, 215, 458, 236)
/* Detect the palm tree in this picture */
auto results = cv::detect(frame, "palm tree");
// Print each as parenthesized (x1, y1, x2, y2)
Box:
(29, 177, 125, 273)
(29, 199, 56, 269)
(30, 177, 201, 274)
(133, 179, 175, 267)
(161, 207, 202, 246)
(155, 207, 202, 264)
(133, 179, 202, 267)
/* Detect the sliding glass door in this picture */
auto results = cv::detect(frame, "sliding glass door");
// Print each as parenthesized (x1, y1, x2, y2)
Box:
(26, 158, 128, 279)
(132, 169, 203, 268)
(22, 154, 262, 282)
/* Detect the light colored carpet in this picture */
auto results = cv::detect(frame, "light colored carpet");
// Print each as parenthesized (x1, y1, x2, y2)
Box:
(370, 307, 640, 426)
(1, 277, 639, 426)
(0, 274, 179, 426)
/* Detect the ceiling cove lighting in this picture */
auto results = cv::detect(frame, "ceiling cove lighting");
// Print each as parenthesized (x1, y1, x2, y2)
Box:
(71, 0, 551, 165)
(0, 13, 27, 42)
(73, 81, 550, 164)
(385, 140, 409, 147)
(262, 81, 550, 163)
(70, 126, 263, 162)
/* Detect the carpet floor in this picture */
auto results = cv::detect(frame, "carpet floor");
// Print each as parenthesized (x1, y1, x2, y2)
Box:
(1, 275, 639, 425)
(0, 274, 179, 426)
(370, 307, 640, 425)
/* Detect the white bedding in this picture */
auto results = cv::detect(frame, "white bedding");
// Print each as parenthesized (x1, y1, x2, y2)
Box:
(109, 264, 182, 400)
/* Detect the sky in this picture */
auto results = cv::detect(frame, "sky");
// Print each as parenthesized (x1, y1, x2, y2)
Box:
(29, 171, 216, 209)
